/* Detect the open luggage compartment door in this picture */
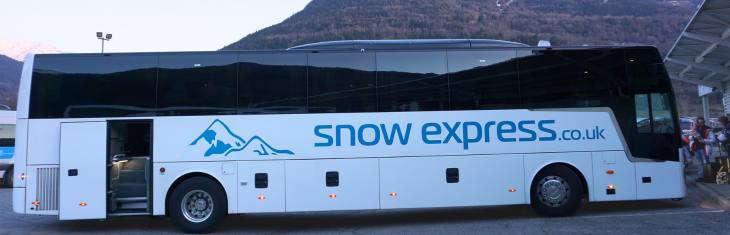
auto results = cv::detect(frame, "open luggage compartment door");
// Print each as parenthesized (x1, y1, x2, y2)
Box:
(59, 121, 107, 220)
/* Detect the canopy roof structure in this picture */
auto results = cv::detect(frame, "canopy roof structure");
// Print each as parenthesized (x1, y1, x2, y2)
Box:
(665, 0, 730, 89)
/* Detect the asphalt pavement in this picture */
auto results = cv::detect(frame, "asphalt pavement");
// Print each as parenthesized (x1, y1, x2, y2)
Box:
(1, 176, 729, 234)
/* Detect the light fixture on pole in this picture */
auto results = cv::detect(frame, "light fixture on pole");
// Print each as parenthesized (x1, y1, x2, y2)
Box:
(97, 32, 112, 53)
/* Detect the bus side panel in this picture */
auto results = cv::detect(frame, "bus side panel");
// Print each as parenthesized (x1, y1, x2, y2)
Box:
(13, 188, 25, 214)
(13, 119, 28, 188)
(591, 151, 637, 201)
(380, 154, 525, 209)
(635, 161, 685, 200)
(27, 119, 61, 165)
(237, 160, 286, 213)
(285, 158, 379, 212)
(153, 161, 239, 216)
(523, 152, 594, 203)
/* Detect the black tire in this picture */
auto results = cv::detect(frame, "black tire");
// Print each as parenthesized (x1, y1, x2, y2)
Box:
(169, 177, 227, 234)
(2, 167, 12, 188)
(530, 165, 583, 217)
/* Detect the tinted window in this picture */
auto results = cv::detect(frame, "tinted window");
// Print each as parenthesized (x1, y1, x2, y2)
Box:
(158, 54, 237, 116)
(308, 53, 376, 113)
(30, 56, 157, 118)
(239, 53, 308, 114)
(519, 49, 629, 109)
(625, 48, 671, 90)
(449, 51, 519, 110)
(377, 52, 448, 112)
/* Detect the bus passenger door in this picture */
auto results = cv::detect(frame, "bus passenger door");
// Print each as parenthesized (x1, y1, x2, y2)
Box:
(59, 122, 107, 220)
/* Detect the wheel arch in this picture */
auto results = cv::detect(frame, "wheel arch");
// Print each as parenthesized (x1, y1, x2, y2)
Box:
(164, 171, 229, 216)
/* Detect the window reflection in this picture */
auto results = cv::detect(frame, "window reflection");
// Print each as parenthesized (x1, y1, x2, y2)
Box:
(158, 54, 238, 116)
(30, 56, 157, 118)
(377, 52, 448, 112)
(635, 94, 651, 133)
(308, 53, 376, 113)
(239, 53, 308, 114)
(448, 51, 519, 110)
(651, 93, 674, 133)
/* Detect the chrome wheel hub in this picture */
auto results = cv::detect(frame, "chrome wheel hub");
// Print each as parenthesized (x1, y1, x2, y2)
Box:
(182, 190, 214, 223)
(537, 176, 570, 207)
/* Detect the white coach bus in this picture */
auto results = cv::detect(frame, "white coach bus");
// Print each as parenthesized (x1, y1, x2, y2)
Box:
(13, 39, 685, 233)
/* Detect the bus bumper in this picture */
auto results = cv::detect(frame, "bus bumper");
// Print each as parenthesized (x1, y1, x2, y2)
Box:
(13, 187, 25, 214)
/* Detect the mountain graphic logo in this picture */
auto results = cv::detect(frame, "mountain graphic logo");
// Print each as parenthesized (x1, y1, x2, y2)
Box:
(189, 119, 294, 157)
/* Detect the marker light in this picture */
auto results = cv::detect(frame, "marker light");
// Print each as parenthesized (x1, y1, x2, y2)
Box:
(32, 201, 39, 205)
(79, 203, 87, 206)
(606, 170, 614, 174)
(258, 196, 265, 200)
(608, 185, 615, 189)
(390, 192, 397, 196)
(509, 189, 516, 192)
(160, 168, 165, 173)
(329, 194, 337, 198)
(20, 173, 25, 180)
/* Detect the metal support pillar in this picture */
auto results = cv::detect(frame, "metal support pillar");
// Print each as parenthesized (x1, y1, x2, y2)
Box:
(703, 95, 710, 119)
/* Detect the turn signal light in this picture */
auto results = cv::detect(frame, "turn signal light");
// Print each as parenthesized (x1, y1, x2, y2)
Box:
(258, 196, 265, 200)
(329, 194, 337, 198)
(509, 189, 516, 192)
(608, 185, 615, 189)
(79, 203, 87, 206)
(32, 201, 39, 205)
(390, 192, 397, 196)
(607, 170, 614, 174)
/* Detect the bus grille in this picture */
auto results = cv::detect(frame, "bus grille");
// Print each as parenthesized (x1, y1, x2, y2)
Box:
(35, 167, 59, 211)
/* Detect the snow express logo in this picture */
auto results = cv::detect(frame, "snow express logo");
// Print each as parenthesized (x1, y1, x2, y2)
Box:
(189, 119, 294, 157)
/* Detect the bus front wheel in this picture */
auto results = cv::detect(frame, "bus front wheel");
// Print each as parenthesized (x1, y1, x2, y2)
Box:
(169, 177, 227, 234)
(530, 165, 583, 217)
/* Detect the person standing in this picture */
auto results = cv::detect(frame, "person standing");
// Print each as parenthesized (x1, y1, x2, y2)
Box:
(692, 117, 716, 182)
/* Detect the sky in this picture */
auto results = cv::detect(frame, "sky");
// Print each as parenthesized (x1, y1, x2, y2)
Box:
(0, 0, 312, 53)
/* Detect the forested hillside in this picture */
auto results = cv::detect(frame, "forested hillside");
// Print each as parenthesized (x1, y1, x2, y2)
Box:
(222, 0, 700, 55)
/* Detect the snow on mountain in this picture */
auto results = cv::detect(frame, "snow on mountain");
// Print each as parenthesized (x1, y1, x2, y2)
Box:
(0, 39, 61, 62)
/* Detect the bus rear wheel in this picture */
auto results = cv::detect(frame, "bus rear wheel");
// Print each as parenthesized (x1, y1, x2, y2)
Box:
(2, 167, 12, 188)
(530, 165, 583, 217)
(169, 177, 227, 234)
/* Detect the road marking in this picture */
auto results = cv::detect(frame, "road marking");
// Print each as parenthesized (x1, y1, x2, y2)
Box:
(574, 210, 725, 219)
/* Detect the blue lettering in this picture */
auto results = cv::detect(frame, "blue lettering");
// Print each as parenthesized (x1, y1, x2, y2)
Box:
(443, 122, 463, 144)
(314, 125, 333, 147)
(422, 123, 442, 144)
(381, 123, 412, 145)
(597, 126, 605, 139)
(358, 124, 380, 146)
(586, 129, 595, 139)
(484, 121, 496, 142)
(497, 121, 517, 142)
(571, 130, 581, 140)
(518, 121, 537, 142)
(463, 122, 482, 149)
(336, 125, 356, 146)
(562, 130, 571, 141)
(538, 120, 556, 141)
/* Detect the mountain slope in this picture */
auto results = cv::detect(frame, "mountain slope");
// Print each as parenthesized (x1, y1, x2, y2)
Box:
(0, 55, 22, 109)
(221, 0, 699, 54)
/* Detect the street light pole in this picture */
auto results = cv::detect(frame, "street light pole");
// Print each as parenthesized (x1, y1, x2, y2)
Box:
(96, 32, 112, 53)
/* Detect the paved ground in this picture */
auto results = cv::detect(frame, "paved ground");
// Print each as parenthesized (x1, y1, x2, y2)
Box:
(1, 176, 729, 234)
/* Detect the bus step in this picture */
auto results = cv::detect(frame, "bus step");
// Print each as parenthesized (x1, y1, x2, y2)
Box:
(116, 197, 147, 202)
